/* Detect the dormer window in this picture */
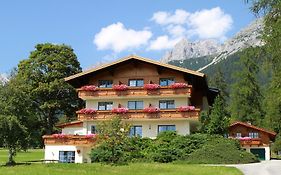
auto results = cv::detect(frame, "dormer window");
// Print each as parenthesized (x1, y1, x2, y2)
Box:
(129, 79, 144, 87)
(98, 80, 113, 88)
(160, 78, 174, 86)
(249, 132, 259, 138)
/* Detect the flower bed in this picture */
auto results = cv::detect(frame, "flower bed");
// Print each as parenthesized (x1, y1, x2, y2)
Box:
(113, 84, 128, 91)
(80, 85, 97, 91)
(170, 83, 188, 89)
(144, 84, 160, 90)
(77, 108, 97, 114)
(111, 107, 129, 114)
(178, 106, 196, 112)
(143, 107, 160, 113)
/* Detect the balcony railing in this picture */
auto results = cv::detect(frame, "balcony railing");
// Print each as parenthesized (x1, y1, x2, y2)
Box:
(43, 135, 96, 146)
(77, 108, 200, 121)
(239, 138, 262, 146)
(78, 86, 192, 99)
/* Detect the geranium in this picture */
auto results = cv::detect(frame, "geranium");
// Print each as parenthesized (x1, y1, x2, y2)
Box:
(113, 84, 128, 91)
(80, 85, 97, 91)
(52, 133, 67, 139)
(143, 106, 160, 113)
(77, 108, 97, 114)
(112, 107, 129, 114)
(170, 83, 188, 89)
(178, 106, 196, 112)
(144, 84, 160, 90)
(239, 137, 252, 141)
(85, 134, 97, 139)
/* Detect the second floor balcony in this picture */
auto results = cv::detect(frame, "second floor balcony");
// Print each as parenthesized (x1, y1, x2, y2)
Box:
(77, 108, 200, 121)
(43, 134, 96, 146)
(239, 138, 262, 146)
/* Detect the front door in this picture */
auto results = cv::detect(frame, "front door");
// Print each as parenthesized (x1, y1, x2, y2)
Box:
(59, 151, 75, 163)
(250, 148, 265, 160)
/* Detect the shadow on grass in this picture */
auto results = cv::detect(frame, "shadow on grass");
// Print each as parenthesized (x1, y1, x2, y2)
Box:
(0, 162, 32, 167)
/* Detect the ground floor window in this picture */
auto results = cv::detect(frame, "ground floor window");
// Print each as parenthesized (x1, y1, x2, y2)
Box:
(130, 126, 142, 137)
(91, 125, 97, 134)
(59, 151, 75, 163)
(158, 125, 176, 133)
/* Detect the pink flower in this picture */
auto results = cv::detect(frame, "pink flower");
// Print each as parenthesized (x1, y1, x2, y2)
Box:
(178, 106, 196, 112)
(239, 137, 252, 141)
(170, 83, 188, 89)
(52, 133, 67, 139)
(113, 84, 128, 91)
(85, 134, 97, 138)
(80, 85, 97, 91)
(77, 108, 97, 114)
(144, 84, 160, 90)
(112, 107, 129, 114)
(143, 107, 160, 113)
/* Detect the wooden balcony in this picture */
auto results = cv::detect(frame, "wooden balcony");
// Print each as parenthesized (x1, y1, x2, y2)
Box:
(77, 108, 200, 121)
(43, 135, 96, 146)
(78, 86, 192, 99)
(239, 138, 262, 147)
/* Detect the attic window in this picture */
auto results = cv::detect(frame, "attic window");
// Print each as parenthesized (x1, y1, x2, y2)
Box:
(98, 80, 113, 88)
(249, 132, 259, 138)
(159, 78, 174, 86)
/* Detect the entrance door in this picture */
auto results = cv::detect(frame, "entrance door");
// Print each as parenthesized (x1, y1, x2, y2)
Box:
(59, 151, 75, 163)
(250, 148, 265, 160)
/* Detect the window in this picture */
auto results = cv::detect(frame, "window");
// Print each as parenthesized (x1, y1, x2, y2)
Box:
(129, 79, 144, 87)
(129, 126, 142, 137)
(128, 101, 143, 110)
(59, 151, 75, 163)
(98, 80, 113, 88)
(159, 100, 175, 109)
(158, 125, 176, 133)
(236, 133, 242, 138)
(98, 102, 113, 110)
(249, 132, 259, 138)
(160, 78, 174, 86)
(91, 125, 97, 134)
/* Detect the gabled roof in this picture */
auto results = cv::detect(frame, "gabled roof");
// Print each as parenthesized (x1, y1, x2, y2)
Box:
(56, 121, 83, 128)
(65, 55, 205, 82)
(230, 121, 277, 137)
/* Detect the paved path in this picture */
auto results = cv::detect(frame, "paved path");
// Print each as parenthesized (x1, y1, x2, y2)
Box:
(228, 160, 281, 175)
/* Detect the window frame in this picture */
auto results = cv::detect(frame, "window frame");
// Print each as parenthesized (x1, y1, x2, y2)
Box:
(98, 80, 113, 88)
(236, 132, 242, 138)
(159, 78, 175, 86)
(98, 102, 113, 110)
(249, 132, 259, 138)
(91, 125, 97, 134)
(128, 101, 144, 110)
(159, 100, 175, 109)
(128, 79, 144, 87)
(129, 125, 142, 137)
(158, 125, 176, 134)
(59, 151, 75, 163)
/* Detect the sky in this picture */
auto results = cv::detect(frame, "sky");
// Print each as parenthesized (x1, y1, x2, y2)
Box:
(0, 0, 256, 76)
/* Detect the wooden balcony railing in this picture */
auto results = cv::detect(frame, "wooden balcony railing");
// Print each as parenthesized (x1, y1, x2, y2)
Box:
(43, 135, 96, 146)
(239, 138, 262, 146)
(78, 86, 192, 99)
(77, 108, 200, 121)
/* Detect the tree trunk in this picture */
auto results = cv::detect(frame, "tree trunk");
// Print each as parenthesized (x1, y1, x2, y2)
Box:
(7, 148, 15, 166)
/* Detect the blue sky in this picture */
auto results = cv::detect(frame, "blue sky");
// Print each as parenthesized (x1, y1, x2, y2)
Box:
(0, 0, 255, 75)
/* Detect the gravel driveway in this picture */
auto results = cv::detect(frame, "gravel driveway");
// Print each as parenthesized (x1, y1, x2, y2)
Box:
(228, 160, 281, 175)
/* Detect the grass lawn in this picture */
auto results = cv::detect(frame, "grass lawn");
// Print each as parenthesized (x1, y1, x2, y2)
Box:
(0, 149, 243, 175)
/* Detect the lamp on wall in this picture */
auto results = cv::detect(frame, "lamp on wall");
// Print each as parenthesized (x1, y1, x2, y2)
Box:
(149, 124, 151, 130)
(77, 150, 81, 154)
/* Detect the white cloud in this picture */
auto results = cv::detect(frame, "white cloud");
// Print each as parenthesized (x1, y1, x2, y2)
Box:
(151, 9, 190, 25)
(187, 7, 233, 40)
(94, 22, 152, 53)
(148, 35, 181, 51)
(167, 25, 186, 37)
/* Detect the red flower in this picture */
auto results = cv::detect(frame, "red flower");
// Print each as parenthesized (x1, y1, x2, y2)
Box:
(113, 84, 128, 91)
(170, 83, 188, 89)
(178, 106, 196, 112)
(143, 107, 160, 113)
(77, 108, 97, 114)
(85, 134, 97, 139)
(239, 137, 252, 141)
(52, 133, 67, 139)
(80, 85, 97, 91)
(144, 84, 160, 90)
(112, 107, 129, 114)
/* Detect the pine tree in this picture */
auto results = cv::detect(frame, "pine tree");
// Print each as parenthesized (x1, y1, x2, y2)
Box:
(230, 47, 263, 125)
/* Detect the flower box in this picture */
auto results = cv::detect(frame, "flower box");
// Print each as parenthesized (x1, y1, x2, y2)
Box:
(52, 134, 67, 139)
(178, 106, 196, 112)
(85, 134, 97, 139)
(170, 83, 188, 89)
(80, 85, 97, 91)
(111, 107, 129, 114)
(113, 84, 128, 91)
(143, 107, 160, 113)
(77, 108, 97, 114)
(239, 137, 252, 141)
(144, 84, 160, 90)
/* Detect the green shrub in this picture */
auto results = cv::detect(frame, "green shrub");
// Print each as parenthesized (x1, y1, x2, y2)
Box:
(186, 138, 259, 164)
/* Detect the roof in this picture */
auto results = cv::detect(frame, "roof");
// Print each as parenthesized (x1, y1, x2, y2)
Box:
(56, 121, 83, 128)
(230, 121, 277, 137)
(65, 55, 205, 82)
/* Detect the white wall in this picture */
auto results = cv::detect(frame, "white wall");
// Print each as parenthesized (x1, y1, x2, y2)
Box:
(44, 145, 91, 163)
(62, 127, 86, 135)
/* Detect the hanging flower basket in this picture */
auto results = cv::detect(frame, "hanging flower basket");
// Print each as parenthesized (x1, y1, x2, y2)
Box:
(144, 84, 160, 90)
(113, 84, 128, 91)
(80, 85, 97, 91)
(170, 83, 188, 89)
(143, 107, 160, 113)
(178, 106, 196, 112)
(77, 108, 97, 114)
(112, 107, 129, 114)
